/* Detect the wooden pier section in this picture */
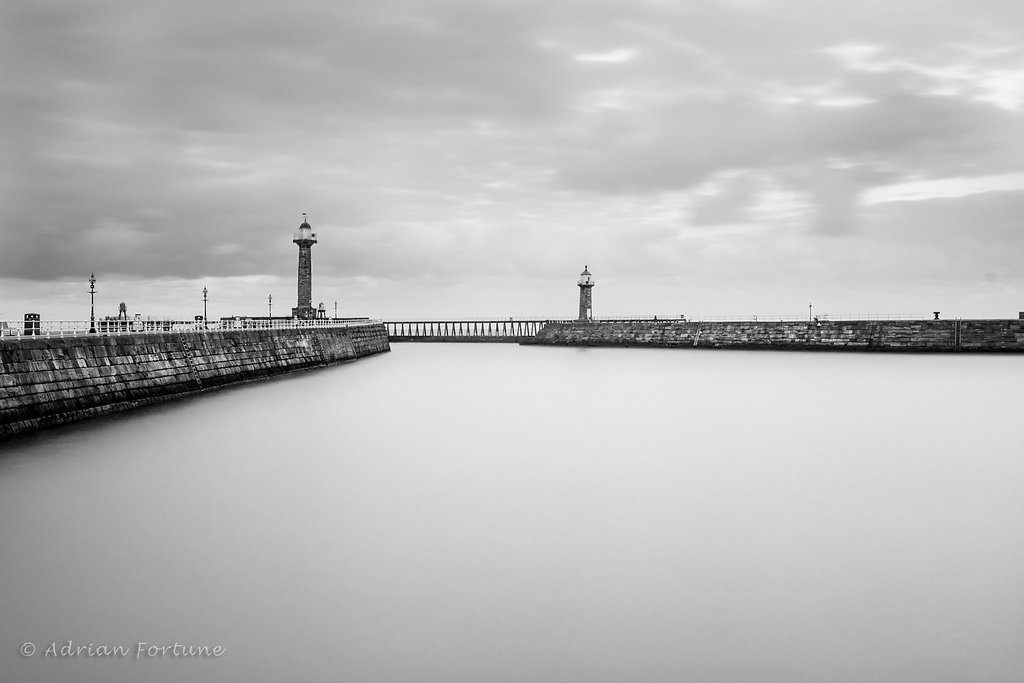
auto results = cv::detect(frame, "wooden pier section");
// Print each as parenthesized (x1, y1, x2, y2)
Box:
(384, 319, 555, 343)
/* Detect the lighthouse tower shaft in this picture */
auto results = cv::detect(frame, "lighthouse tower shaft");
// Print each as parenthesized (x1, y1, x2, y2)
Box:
(577, 266, 594, 322)
(292, 218, 318, 319)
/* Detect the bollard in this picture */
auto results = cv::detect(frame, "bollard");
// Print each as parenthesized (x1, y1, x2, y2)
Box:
(933, 312, 940, 320)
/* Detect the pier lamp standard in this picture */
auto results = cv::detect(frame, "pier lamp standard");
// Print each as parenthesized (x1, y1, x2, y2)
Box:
(334, 300, 338, 320)
(268, 294, 273, 319)
(88, 272, 97, 334)
(809, 303, 813, 321)
(202, 287, 208, 327)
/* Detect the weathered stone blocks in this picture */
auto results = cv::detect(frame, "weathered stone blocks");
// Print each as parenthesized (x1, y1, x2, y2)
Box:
(526, 319, 1024, 353)
(0, 323, 389, 438)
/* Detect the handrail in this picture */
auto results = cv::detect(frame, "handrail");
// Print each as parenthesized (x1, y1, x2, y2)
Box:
(384, 314, 934, 323)
(384, 316, 567, 323)
(0, 313, 963, 341)
(0, 318, 381, 340)
(594, 314, 933, 322)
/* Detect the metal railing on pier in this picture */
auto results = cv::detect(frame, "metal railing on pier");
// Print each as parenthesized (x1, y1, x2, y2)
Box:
(0, 317, 379, 341)
(385, 318, 562, 339)
(383, 313, 940, 343)
(596, 313, 931, 322)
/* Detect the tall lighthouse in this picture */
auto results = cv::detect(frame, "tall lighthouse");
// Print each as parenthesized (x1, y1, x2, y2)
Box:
(291, 213, 317, 319)
(577, 265, 594, 322)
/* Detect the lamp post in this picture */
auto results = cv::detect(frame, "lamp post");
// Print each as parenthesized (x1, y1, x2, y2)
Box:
(88, 272, 97, 334)
(334, 300, 338, 320)
(809, 303, 813, 321)
(268, 294, 273, 319)
(202, 286, 208, 327)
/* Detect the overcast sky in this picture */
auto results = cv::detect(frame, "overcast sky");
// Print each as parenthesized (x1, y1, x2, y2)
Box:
(3, 0, 1024, 320)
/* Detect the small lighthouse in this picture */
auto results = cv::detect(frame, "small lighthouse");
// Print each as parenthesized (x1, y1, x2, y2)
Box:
(577, 265, 594, 322)
(292, 213, 318, 319)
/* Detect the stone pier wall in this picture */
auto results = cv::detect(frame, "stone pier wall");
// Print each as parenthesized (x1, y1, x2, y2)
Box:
(0, 322, 389, 438)
(525, 319, 1024, 352)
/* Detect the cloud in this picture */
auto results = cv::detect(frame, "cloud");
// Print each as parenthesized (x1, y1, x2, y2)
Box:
(574, 48, 638, 64)
(557, 77, 1023, 192)
(3, 0, 1024, 318)
(690, 173, 760, 227)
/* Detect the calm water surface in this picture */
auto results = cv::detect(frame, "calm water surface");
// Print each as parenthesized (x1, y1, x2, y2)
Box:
(1, 344, 1023, 682)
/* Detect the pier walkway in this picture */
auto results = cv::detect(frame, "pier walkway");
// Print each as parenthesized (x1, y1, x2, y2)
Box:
(0, 317, 374, 340)
(384, 319, 558, 343)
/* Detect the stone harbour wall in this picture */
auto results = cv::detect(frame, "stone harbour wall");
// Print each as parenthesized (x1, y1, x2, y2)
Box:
(525, 319, 1024, 352)
(0, 322, 389, 439)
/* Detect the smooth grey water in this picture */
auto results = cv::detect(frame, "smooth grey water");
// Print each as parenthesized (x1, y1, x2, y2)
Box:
(1, 344, 1023, 682)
